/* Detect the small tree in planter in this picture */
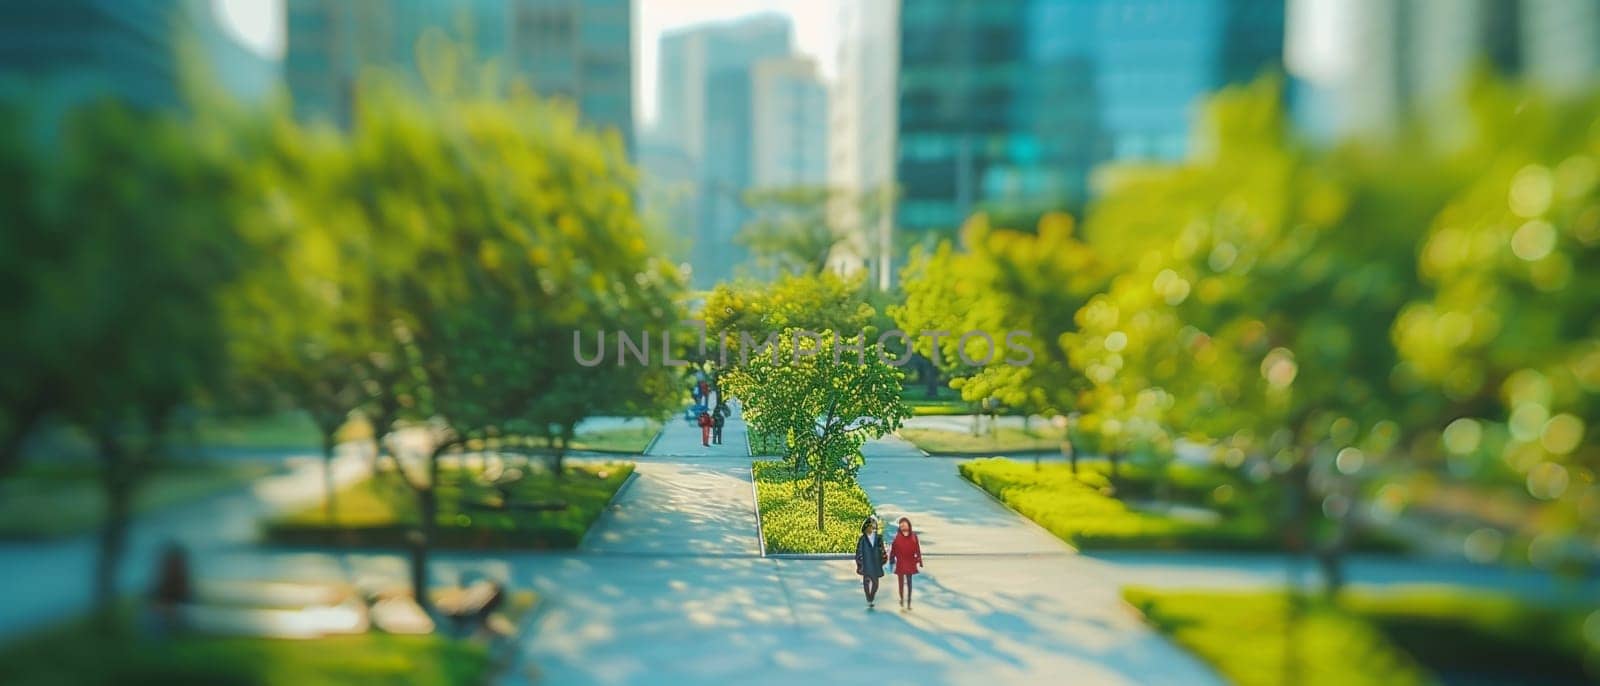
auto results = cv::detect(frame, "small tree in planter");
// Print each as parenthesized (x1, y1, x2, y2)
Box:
(723, 329, 910, 530)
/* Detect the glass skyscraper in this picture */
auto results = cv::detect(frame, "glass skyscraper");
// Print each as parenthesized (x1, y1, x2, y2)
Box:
(895, 0, 1285, 235)
(286, 0, 632, 151)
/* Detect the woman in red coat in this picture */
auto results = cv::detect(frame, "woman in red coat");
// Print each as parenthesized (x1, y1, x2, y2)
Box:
(889, 516, 923, 610)
(696, 410, 713, 446)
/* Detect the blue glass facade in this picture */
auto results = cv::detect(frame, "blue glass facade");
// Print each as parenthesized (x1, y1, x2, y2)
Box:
(896, 0, 1284, 235)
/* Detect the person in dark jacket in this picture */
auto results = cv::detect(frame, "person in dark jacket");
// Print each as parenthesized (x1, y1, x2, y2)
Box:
(890, 516, 924, 610)
(711, 410, 725, 444)
(854, 516, 887, 608)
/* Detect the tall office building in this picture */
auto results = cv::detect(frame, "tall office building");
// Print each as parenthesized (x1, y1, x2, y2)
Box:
(1287, 0, 1599, 142)
(651, 14, 795, 287)
(0, 0, 274, 115)
(751, 56, 828, 188)
(895, 0, 1284, 236)
(285, 0, 632, 150)
(829, 0, 899, 285)
(509, 0, 632, 150)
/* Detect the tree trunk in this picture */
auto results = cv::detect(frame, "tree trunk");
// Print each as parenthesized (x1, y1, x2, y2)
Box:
(0, 400, 45, 479)
(1065, 439, 1078, 476)
(815, 465, 827, 531)
(410, 486, 435, 612)
(551, 430, 570, 478)
(408, 441, 447, 613)
(923, 356, 939, 398)
(1318, 483, 1355, 597)
(1282, 453, 1312, 595)
(93, 429, 134, 630)
(321, 428, 339, 526)
(1108, 450, 1123, 484)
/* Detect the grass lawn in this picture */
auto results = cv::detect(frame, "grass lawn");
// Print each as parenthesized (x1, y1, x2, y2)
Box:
(0, 614, 493, 686)
(1124, 586, 1598, 686)
(752, 460, 873, 554)
(899, 425, 1064, 454)
(181, 411, 372, 451)
(566, 421, 662, 453)
(265, 462, 633, 549)
(959, 457, 1275, 550)
(0, 461, 279, 539)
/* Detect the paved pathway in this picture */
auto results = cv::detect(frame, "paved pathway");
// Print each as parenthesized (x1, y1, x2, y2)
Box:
(7, 413, 1592, 684)
(496, 418, 1224, 685)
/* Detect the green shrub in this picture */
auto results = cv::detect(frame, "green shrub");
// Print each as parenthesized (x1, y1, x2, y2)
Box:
(266, 462, 633, 550)
(752, 460, 873, 554)
(747, 428, 788, 456)
(959, 457, 1274, 550)
(1343, 587, 1597, 683)
(1124, 586, 1599, 686)
(1123, 587, 1430, 686)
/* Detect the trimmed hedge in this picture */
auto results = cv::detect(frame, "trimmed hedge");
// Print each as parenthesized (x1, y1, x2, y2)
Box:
(266, 462, 632, 549)
(1125, 586, 1599, 686)
(960, 457, 1274, 550)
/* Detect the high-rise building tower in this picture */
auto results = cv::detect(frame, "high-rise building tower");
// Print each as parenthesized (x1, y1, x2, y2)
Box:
(650, 14, 795, 287)
(285, 0, 632, 151)
(0, 0, 277, 115)
(751, 56, 828, 189)
(829, 0, 899, 286)
(1287, 0, 1599, 142)
(895, 0, 1283, 237)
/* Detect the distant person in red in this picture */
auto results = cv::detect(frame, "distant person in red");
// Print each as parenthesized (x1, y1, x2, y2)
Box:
(889, 516, 923, 610)
(696, 409, 713, 446)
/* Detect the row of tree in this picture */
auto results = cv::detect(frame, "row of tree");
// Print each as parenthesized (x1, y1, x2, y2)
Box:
(893, 77, 1600, 588)
(0, 78, 684, 617)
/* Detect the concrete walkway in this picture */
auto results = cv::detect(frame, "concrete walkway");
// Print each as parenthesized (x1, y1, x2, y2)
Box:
(10, 412, 1587, 684)
(496, 416, 1224, 685)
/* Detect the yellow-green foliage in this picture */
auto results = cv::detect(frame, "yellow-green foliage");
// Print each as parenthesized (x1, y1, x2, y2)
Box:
(753, 460, 873, 554)
(958, 457, 1270, 549)
(1123, 587, 1430, 686)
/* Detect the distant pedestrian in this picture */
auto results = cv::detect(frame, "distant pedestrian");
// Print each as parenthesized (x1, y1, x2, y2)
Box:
(890, 516, 923, 610)
(711, 410, 725, 445)
(855, 516, 886, 608)
(697, 409, 713, 446)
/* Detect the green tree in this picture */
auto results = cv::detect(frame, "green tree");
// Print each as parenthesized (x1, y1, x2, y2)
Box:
(738, 186, 883, 277)
(952, 213, 1107, 432)
(703, 271, 878, 354)
(43, 101, 251, 620)
(722, 330, 909, 529)
(337, 83, 683, 607)
(890, 241, 981, 399)
(1394, 83, 1600, 570)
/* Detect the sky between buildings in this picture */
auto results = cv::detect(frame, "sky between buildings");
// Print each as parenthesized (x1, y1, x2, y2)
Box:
(210, 0, 842, 128)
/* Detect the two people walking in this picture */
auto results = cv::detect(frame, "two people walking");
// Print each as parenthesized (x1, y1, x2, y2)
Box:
(697, 401, 729, 447)
(855, 515, 923, 610)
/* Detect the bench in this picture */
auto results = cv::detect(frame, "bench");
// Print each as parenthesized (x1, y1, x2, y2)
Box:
(436, 580, 505, 635)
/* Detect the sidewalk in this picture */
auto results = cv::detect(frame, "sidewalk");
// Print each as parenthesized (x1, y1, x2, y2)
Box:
(645, 403, 748, 458)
